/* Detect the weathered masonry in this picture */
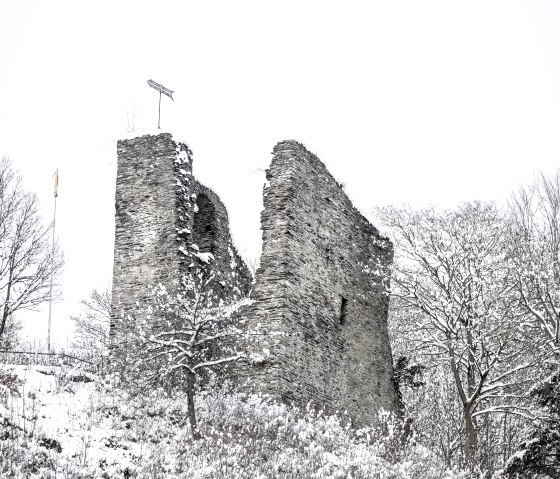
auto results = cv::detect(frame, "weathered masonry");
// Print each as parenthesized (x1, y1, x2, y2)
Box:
(244, 141, 398, 425)
(111, 133, 398, 425)
(110, 133, 252, 351)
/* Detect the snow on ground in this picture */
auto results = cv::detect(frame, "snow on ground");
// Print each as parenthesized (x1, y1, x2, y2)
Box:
(0, 364, 469, 478)
(6, 366, 95, 449)
(0, 365, 144, 477)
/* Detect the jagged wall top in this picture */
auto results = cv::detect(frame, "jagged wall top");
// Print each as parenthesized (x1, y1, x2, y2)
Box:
(245, 139, 398, 425)
(111, 133, 252, 348)
(110, 133, 398, 426)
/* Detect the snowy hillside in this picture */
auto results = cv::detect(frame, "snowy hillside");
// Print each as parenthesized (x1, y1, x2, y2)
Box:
(0, 364, 468, 478)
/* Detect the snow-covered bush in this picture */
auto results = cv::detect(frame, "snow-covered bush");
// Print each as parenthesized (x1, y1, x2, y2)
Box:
(0, 368, 23, 398)
(1, 366, 470, 478)
(92, 384, 468, 478)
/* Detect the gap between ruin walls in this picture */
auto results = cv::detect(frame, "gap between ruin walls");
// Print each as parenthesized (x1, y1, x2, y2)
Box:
(110, 133, 399, 427)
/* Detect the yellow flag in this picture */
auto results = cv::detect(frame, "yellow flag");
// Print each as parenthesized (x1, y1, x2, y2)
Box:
(53, 169, 59, 198)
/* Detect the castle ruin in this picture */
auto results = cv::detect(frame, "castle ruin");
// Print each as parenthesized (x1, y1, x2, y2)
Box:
(111, 133, 398, 425)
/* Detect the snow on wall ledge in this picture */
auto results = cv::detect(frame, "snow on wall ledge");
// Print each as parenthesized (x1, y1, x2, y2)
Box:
(110, 133, 398, 426)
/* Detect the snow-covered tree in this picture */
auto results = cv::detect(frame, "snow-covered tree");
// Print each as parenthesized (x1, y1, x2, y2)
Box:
(504, 371, 560, 478)
(380, 202, 533, 471)
(503, 171, 560, 478)
(127, 269, 248, 439)
(508, 171, 560, 357)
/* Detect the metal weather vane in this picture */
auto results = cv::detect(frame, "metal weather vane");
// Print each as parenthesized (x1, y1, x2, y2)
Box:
(147, 79, 174, 129)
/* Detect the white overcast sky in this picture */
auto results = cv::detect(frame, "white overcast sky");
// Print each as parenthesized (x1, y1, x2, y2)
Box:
(1, 1, 559, 348)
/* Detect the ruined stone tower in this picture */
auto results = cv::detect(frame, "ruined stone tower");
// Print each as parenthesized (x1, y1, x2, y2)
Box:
(111, 133, 398, 425)
(110, 133, 252, 352)
(244, 140, 398, 425)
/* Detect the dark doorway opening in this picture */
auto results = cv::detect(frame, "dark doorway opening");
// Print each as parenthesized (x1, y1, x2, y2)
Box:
(339, 296, 348, 325)
(193, 194, 216, 253)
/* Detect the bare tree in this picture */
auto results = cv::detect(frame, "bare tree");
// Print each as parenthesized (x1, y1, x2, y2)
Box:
(379, 202, 534, 471)
(504, 171, 560, 478)
(0, 158, 63, 344)
(508, 171, 560, 357)
(70, 288, 111, 360)
(390, 299, 528, 473)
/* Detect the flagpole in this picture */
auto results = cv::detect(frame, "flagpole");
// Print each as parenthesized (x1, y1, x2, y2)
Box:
(47, 171, 58, 352)
(158, 88, 162, 129)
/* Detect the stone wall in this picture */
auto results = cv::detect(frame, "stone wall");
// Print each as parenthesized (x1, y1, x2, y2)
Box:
(111, 133, 398, 426)
(111, 134, 183, 350)
(245, 140, 398, 425)
(110, 133, 252, 355)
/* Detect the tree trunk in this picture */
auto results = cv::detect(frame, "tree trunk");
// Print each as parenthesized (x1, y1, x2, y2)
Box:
(186, 372, 201, 440)
(0, 306, 8, 339)
(464, 316, 478, 470)
(0, 279, 12, 340)
(464, 405, 477, 470)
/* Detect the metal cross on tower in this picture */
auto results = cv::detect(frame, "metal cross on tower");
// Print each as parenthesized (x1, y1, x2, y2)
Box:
(147, 79, 174, 129)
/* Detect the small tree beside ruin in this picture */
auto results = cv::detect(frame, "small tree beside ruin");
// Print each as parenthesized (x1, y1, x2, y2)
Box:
(128, 266, 248, 439)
